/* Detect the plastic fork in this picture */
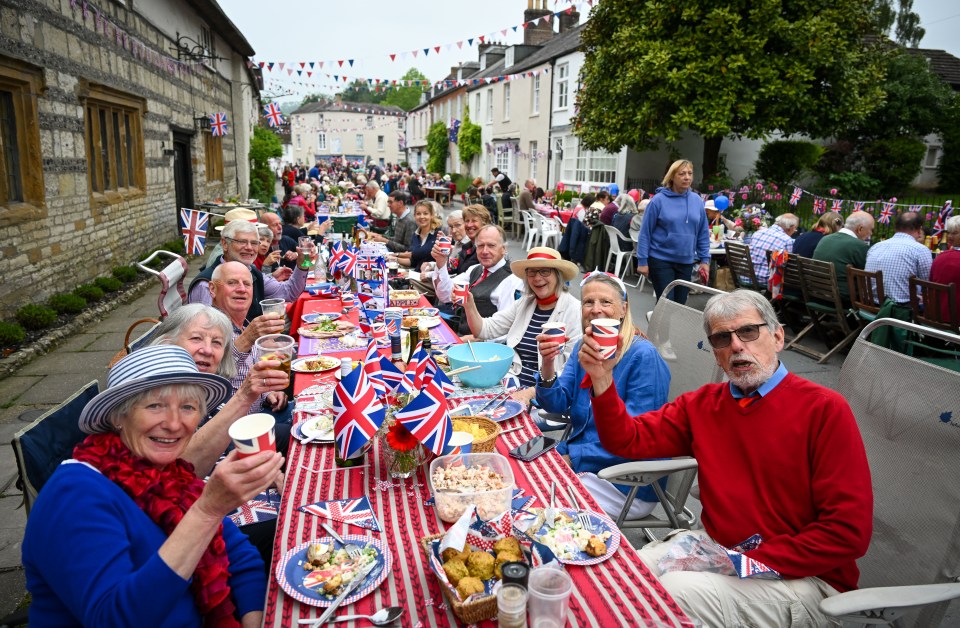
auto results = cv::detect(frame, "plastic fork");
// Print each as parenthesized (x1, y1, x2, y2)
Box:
(321, 522, 362, 559)
(567, 485, 595, 532)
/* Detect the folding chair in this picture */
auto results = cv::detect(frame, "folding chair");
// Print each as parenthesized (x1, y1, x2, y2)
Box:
(137, 250, 189, 318)
(784, 256, 858, 363)
(776, 253, 807, 339)
(12, 381, 99, 515)
(602, 225, 636, 282)
(847, 265, 886, 327)
(723, 241, 766, 293)
(597, 280, 725, 539)
(510, 205, 526, 241)
(108, 318, 160, 367)
(820, 319, 960, 627)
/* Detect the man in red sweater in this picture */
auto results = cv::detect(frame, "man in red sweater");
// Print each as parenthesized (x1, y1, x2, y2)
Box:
(581, 289, 872, 626)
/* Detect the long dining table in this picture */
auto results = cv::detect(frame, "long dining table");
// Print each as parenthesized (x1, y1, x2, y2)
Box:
(263, 292, 694, 627)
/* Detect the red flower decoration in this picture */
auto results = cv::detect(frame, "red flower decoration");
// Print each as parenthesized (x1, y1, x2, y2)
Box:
(386, 421, 419, 452)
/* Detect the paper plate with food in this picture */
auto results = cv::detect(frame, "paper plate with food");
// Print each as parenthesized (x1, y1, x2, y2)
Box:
(513, 508, 620, 565)
(406, 307, 439, 317)
(291, 356, 341, 373)
(293, 413, 334, 443)
(276, 536, 391, 607)
(301, 312, 341, 324)
(450, 399, 524, 422)
(298, 319, 357, 338)
(401, 314, 442, 329)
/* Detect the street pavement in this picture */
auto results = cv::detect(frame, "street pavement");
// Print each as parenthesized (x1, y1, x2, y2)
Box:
(0, 211, 843, 620)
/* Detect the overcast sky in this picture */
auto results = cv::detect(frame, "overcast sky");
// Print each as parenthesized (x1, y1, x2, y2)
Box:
(218, 0, 960, 105)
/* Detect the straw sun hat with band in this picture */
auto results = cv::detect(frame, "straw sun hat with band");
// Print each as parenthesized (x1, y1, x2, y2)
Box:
(78, 345, 232, 434)
(215, 208, 258, 232)
(510, 247, 579, 282)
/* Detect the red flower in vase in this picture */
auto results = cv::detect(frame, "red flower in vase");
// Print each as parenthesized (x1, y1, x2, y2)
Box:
(386, 422, 419, 452)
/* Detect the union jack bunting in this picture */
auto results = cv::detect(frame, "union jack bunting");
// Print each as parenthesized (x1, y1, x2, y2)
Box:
(393, 376, 452, 455)
(299, 496, 382, 532)
(879, 204, 895, 225)
(908, 204, 922, 213)
(209, 112, 228, 137)
(263, 102, 285, 128)
(362, 340, 388, 396)
(812, 198, 826, 215)
(853, 201, 864, 212)
(229, 490, 279, 527)
(933, 200, 953, 237)
(788, 187, 803, 206)
(830, 199, 843, 212)
(332, 364, 385, 459)
(179, 208, 209, 255)
(377, 354, 414, 395)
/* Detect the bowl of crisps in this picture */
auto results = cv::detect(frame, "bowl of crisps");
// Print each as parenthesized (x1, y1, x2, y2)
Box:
(450, 416, 499, 453)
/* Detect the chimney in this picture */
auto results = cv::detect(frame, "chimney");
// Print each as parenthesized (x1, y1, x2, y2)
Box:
(559, 8, 580, 34)
(335, 93, 342, 107)
(523, 0, 553, 46)
(450, 65, 460, 77)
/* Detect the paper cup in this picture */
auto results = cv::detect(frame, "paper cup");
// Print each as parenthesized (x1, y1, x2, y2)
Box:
(384, 307, 403, 335)
(341, 293, 357, 311)
(228, 413, 277, 458)
(452, 284, 469, 307)
(542, 322, 566, 344)
(591, 317, 621, 360)
(442, 432, 474, 456)
(436, 234, 452, 255)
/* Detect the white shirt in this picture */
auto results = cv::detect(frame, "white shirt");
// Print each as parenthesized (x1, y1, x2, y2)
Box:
(434, 258, 523, 310)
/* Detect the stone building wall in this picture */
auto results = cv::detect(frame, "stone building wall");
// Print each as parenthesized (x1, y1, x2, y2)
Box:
(0, 0, 253, 318)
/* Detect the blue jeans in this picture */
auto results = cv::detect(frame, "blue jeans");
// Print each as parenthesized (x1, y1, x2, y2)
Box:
(648, 257, 693, 304)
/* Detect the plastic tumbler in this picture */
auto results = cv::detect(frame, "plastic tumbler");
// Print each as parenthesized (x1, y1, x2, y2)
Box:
(527, 566, 572, 628)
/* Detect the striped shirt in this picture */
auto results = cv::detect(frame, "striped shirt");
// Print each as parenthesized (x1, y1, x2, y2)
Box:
(515, 307, 553, 388)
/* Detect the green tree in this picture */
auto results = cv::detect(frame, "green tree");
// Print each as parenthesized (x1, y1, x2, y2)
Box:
(300, 93, 332, 106)
(936, 96, 960, 191)
(573, 0, 886, 179)
(249, 126, 282, 203)
(871, 0, 925, 47)
(343, 80, 388, 104)
(382, 68, 429, 111)
(426, 122, 449, 174)
(457, 107, 482, 173)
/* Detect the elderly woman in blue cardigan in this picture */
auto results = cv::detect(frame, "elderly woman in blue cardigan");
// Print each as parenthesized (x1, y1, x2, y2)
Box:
(536, 272, 671, 518)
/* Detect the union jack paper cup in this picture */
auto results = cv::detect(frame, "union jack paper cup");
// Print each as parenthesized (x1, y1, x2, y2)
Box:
(341, 293, 357, 311)
(437, 233, 452, 256)
(591, 318, 621, 360)
(384, 307, 403, 336)
(228, 413, 277, 459)
(453, 284, 470, 307)
(442, 432, 474, 456)
(541, 322, 566, 345)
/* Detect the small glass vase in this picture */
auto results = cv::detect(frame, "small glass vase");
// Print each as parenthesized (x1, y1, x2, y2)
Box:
(380, 434, 426, 479)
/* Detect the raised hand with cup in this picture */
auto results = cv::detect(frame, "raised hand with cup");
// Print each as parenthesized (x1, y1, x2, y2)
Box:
(234, 312, 285, 353)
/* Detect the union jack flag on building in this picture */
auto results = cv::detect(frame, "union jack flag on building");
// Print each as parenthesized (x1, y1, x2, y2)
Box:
(879, 204, 895, 225)
(788, 187, 803, 206)
(393, 376, 452, 455)
(209, 112, 228, 137)
(263, 102, 284, 128)
(933, 200, 953, 237)
(179, 208, 209, 255)
(332, 364, 385, 459)
(299, 496, 381, 532)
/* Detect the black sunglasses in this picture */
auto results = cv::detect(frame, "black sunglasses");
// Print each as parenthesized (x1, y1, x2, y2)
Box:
(707, 323, 768, 349)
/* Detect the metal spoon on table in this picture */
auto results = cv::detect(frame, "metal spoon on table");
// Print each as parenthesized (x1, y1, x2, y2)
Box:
(329, 606, 404, 625)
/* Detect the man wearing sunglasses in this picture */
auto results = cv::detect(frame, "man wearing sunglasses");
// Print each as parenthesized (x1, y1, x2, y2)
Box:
(580, 289, 872, 627)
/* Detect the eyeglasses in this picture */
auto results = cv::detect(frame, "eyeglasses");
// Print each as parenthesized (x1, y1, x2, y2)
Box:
(225, 237, 259, 248)
(525, 269, 554, 278)
(706, 323, 768, 349)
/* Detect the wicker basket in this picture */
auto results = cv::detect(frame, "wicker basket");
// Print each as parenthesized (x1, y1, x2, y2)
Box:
(420, 533, 498, 624)
(450, 415, 500, 452)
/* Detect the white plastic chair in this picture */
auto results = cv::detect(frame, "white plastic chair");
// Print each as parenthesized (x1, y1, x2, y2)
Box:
(603, 225, 636, 279)
(521, 210, 539, 251)
(539, 216, 562, 249)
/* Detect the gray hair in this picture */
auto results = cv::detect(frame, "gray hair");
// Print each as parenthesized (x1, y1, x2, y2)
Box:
(775, 213, 799, 231)
(222, 219, 258, 240)
(148, 304, 236, 379)
(702, 290, 782, 338)
(845, 211, 873, 231)
(365, 181, 380, 191)
(294, 183, 311, 196)
(107, 384, 208, 431)
(257, 225, 273, 240)
(447, 210, 463, 223)
(947, 215, 960, 234)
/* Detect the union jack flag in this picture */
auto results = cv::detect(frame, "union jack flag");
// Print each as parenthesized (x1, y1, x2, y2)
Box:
(179, 208, 209, 255)
(404, 342, 429, 389)
(335, 246, 358, 276)
(879, 204, 895, 224)
(908, 204, 922, 213)
(362, 340, 388, 396)
(332, 364, 385, 459)
(393, 377, 452, 455)
(378, 354, 414, 395)
(830, 199, 843, 212)
(209, 112, 228, 137)
(853, 201, 865, 212)
(788, 187, 803, 206)
(933, 200, 953, 237)
(263, 102, 284, 128)
(424, 361, 456, 397)
(299, 496, 381, 532)
(812, 198, 826, 215)
(229, 490, 279, 527)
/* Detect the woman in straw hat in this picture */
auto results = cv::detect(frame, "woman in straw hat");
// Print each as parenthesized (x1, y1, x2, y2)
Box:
(23, 345, 281, 627)
(536, 271, 670, 520)
(462, 247, 582, 394)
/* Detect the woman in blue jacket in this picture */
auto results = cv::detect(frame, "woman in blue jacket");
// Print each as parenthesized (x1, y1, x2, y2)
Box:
(636, 159, 711, 304)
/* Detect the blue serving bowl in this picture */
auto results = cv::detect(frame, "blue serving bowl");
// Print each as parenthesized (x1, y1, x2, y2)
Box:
(446, 342, 514, 388)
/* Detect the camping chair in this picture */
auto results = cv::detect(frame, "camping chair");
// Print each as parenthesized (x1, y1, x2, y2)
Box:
(12, 380, 99, 515)
(108, 318, 160, 367)
(597, 280, 725, 539)
(848, 266, 886, 328)
(723, 241, 766, 293)
(602, 225, 638, 285)
(820, 319, 960, 627)
(773, 253, 807, 339)
(136, 250, 189, 319)
(521, 210, 539, 250)
(539, 216, 562, 249)
(784, 256, 858, 363)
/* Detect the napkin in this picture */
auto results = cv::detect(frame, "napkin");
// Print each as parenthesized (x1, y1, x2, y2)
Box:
(229, 489, 280, 527)
(299, 496, 382, 532)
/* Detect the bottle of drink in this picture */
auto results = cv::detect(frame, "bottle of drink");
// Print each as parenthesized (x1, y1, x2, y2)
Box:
(419, 322, 431, 352)
(390, 334, 403, 367)
(402, 325, 418, 363)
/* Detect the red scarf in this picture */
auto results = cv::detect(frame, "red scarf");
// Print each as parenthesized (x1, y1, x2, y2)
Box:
(72, 432, 240, 627)
(535, 294, 559, 308)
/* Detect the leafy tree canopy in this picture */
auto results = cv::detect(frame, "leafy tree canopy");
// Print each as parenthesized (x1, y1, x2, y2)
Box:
(573, 0, 887, 176)
(249, 125, 282, 167)
(382, 68, 430, 111)
(426, 121, 449, 173)
(870, 0, 925, 47)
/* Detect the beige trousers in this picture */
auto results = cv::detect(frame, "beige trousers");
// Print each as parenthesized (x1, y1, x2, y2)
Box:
(639, 529, 840, 627)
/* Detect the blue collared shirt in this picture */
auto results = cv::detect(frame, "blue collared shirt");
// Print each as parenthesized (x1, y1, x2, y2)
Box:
(729, 361, 788, 399)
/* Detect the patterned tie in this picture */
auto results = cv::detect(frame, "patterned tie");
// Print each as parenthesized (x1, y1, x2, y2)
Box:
(470, 268, 490, 288)
(738, 394, 760, 408)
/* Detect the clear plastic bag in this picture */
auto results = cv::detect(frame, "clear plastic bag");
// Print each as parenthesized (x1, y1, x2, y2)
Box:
(657, 533, 736, 576)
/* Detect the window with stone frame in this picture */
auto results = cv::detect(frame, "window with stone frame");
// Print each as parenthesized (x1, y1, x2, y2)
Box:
(204, 130, 224, 182)
(81, 83, 145, 199)
(0, 55, 44, 219)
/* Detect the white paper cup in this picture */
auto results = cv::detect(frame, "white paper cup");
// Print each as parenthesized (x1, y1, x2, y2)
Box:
(591, 317, 621, 360)
(228, 413, 277, 458)
(442, 431, 474, 455)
